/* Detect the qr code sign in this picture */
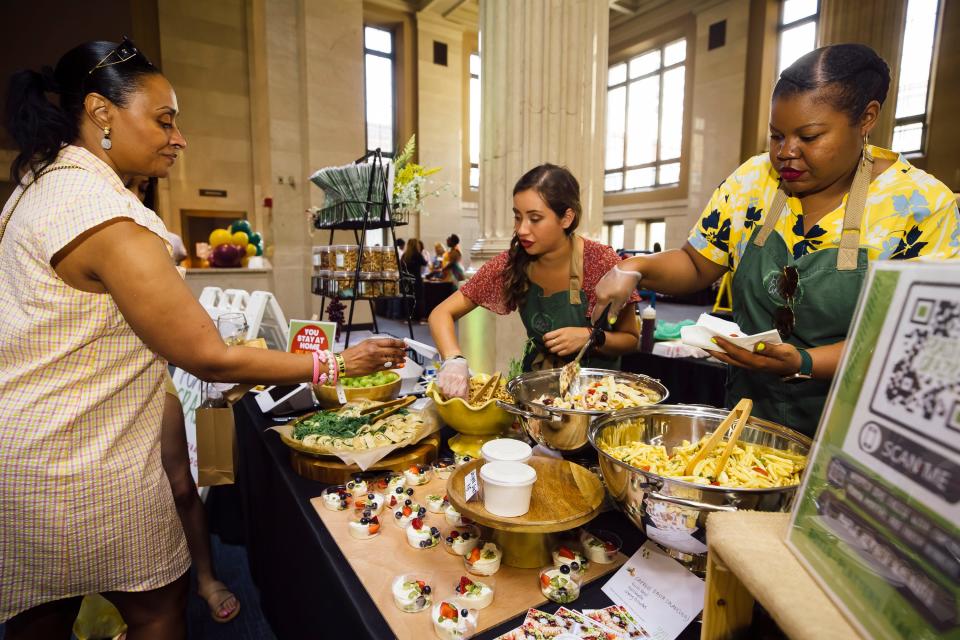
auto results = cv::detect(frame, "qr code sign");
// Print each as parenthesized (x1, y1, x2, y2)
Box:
(872, 283, 960, 454)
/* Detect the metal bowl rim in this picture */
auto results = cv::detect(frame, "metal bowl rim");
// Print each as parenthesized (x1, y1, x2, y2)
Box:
(505, 367, 670, 416)
(588, 404, 813, 495)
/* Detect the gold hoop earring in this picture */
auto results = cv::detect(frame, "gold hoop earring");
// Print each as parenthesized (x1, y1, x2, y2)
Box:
(101, 126, 112, 150)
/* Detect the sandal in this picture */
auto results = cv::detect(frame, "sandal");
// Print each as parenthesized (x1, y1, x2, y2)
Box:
(200, 586, 241, 623)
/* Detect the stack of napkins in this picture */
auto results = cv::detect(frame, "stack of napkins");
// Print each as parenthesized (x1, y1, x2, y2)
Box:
(680, 313, 781, 352)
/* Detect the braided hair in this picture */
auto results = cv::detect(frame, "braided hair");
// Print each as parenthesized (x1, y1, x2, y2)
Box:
(773, 44, 890, 123)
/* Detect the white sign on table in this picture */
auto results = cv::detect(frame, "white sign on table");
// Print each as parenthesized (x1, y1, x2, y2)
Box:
(602, 541, 705, 640)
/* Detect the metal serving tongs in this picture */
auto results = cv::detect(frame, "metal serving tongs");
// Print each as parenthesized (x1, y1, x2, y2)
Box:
(683, 398, 754, 478)
(359, 395, 417, 422)
(558, 303, 612, 398)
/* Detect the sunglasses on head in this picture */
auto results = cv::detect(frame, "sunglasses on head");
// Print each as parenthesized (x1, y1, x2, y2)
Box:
(774, 265, 798, 340)
(88, 37, 151, 74)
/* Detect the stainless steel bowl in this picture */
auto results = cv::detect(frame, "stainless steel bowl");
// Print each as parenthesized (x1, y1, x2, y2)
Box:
(498, 368, 668, 452)
(589, 404, 811, 572)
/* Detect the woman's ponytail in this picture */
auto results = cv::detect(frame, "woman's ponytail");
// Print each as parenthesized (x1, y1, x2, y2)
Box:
(4, 40, 158, 184)
(5, 68, 75, 183)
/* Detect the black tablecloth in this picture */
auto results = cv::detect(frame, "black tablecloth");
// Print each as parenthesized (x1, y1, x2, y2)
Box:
(233, 396, 702, 639)
(621, 351, 728, 407)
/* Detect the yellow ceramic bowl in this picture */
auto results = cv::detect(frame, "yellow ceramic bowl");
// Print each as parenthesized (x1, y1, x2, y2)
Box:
(426, 373, 514, 436)
(313, 373, 401, 408)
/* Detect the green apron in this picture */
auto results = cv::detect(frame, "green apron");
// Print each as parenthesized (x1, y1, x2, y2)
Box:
(519, 235, 620, 372)
(727, 149, 874, 438)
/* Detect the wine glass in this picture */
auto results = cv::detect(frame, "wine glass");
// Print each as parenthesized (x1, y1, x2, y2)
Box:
(217, 313, 248, 346)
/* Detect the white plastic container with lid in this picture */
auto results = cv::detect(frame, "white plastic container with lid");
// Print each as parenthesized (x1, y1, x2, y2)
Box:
(479, 461, 537, 517)
(481, 438, 532, 464)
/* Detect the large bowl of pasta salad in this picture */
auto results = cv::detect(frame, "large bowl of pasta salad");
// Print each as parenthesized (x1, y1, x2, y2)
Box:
(498, 368, 668, 452)
(589, 404, 811, 572)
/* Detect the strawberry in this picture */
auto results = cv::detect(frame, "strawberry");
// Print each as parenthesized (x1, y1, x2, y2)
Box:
(411, 517, 423, 530)
(450, 530, 460, 538)
(558, 546, 576, 560)
(402, 505, 412, 517)
(603, 541, 618, 553)
(417, 580, 426, 590)
(467, 548, 481, 564)
(408, 465, 420, 474)
(540, 573, 551, 589)
(439, 602, 458, 620)
(457, 576, 473, 593)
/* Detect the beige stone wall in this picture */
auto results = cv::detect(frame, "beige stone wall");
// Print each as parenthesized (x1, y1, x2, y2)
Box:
(157, 0, 257, 235)
(605, 0, 750, 252)
(414, 13, 479, 268)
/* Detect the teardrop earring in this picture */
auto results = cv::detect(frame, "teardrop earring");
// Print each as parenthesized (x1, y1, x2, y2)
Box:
(101, 127, 112, 150)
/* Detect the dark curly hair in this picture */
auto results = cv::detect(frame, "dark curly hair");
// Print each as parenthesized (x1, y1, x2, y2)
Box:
(772, 43, 890, 123)
(5, 39, 159, 183)
(503, 164, 582, 311)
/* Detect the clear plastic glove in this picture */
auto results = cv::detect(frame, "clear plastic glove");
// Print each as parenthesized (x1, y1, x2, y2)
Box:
(591, 265, 643, 325)
(438, 357, 470, 399)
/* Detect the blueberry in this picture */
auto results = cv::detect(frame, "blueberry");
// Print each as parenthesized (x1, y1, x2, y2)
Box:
(339, 500, 347, 508)
(571, 562, 580, 572)
(367, 493, 375, 500)
(418, 507, 426, 515)
(406, 488, 414, 496)
(461, 609, 468, 617)
(405, 499, 412, 506)
(430, 527, 439, 535)
(560, 565, 570, 575)
(363, 509, 371, 517)
(419, 540, 427, 548)
(360, 517, 369, 525)
(415, 595, 425, 608)
(461, 533, 470, 541)
(423, 585, 431, 594)
(395, 487, 403, 494)
(463, 456, 471, 461)
(395, 512, 402, 519)
(557, 587, 567, 596)
(446, 536, 454, 543)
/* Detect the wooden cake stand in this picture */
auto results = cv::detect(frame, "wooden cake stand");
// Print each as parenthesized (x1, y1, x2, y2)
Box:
(288, 434, 441, 484)
(446, 457, 604, 569)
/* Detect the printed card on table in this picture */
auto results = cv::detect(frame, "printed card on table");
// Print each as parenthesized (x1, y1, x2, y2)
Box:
(599, 541, 705, 640)
(555, 607, 624, 639)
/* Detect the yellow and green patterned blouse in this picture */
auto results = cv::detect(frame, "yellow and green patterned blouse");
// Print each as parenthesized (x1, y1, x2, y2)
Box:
(688, 145, 960, 270)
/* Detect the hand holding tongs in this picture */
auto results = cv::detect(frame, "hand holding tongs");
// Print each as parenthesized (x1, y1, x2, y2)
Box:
(559, 303, 612, 397)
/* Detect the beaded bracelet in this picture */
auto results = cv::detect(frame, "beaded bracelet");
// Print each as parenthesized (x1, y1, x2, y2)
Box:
(328, 350, 337, 385)
(311, 350, 321, 385)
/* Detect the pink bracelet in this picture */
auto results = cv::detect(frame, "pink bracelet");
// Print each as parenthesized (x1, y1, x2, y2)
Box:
(311, 350, 321, 385)
(328, 351, 338, 385)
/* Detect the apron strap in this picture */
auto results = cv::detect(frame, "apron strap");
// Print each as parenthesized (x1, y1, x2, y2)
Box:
(753, 147, 873, 271)
(568, 234, 583, 305)
(753, 189, 788, 248)
(838, 146, 873, 271)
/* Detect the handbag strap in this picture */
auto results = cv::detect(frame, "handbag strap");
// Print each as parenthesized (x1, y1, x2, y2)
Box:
(0, 164, 85, 245)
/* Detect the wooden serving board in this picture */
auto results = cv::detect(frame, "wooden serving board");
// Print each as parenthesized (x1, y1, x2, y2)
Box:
(310, 473, 625, 639)
(447, 457, 605, 533)
(289, 434, 440, 484)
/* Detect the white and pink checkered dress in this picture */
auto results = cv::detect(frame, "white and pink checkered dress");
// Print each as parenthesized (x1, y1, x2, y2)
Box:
(0, 145, 190, 621)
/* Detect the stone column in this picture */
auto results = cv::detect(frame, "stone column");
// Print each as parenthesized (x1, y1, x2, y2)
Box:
(460, 0, 609, 375)
(472, 0, 610, 260)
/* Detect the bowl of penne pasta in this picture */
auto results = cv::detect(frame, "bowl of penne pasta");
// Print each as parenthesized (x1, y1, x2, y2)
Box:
(589, 404, 811, 573)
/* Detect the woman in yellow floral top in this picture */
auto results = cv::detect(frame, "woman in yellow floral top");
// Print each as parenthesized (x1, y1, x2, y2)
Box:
(593, 44, 959, 437)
